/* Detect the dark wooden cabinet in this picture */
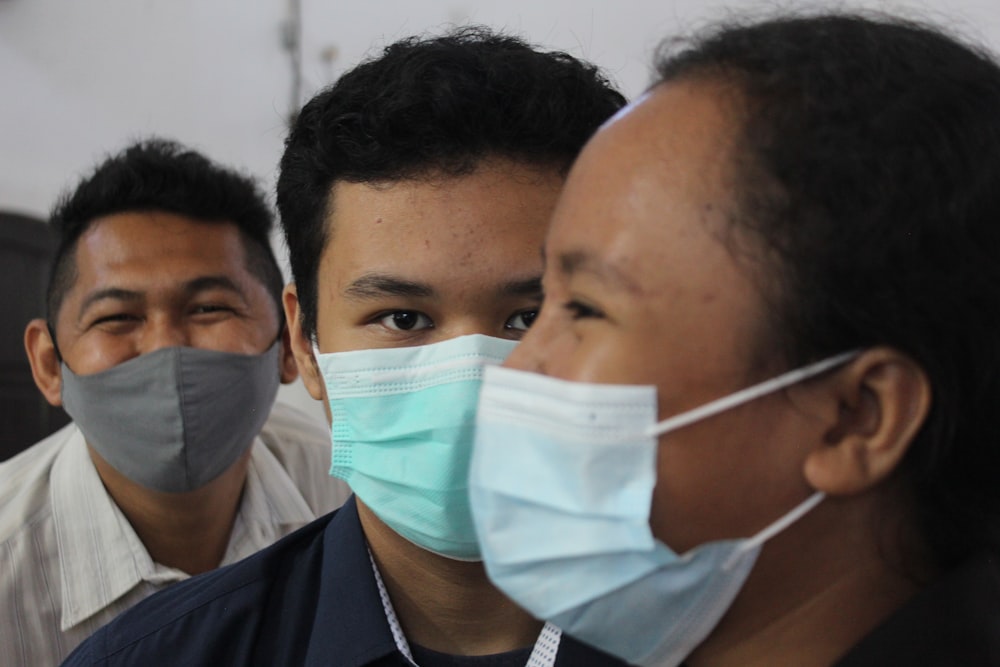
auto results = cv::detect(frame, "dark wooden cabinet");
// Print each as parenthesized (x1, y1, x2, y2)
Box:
(0, 212, 70, 461)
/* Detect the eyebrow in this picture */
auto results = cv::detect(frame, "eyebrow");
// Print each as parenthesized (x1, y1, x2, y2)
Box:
(344, 273, 435, 299)
(557, 250, 642, 294)
(181, 275, 246, 300)
(76, 275, 247, 323)
(499, 276, 543, 298)
(342, 273, 543, 301)
(77, 288, 142, 322)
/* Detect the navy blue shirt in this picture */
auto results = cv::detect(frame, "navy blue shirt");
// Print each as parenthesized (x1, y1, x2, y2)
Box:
(62, 497, 629, 667)
(833, 551, 1000, 666)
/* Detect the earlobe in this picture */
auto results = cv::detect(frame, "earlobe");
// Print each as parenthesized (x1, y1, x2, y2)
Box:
(24, 318, 64, 406)
(277, 324, 300, 384)
(282, 284, 326, 401)
(803, 347, 931, 496)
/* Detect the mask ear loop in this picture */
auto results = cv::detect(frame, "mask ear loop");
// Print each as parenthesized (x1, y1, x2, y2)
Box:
(635, 351, 857, 572)
(645, 350, 860, 438)
(722, 491, 826, 570)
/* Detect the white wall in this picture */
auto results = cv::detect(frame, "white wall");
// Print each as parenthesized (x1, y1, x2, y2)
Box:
(4, 0, 1000, 422)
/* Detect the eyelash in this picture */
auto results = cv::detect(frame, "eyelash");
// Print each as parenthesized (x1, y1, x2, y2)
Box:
(563, 300, 604, 320)
(376, 310, 433, 331)
(91, 313, 138, 325)
(89, 304, 235, 327)
(505, 309, 538, 331)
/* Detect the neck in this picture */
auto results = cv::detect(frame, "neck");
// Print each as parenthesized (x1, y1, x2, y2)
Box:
(357, 500, 543, 655)
(88, 444, 252, 575)
(686, 490, 933, 667)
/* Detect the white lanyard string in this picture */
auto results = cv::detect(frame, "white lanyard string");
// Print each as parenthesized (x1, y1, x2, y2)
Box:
(368, 549, 562, 667)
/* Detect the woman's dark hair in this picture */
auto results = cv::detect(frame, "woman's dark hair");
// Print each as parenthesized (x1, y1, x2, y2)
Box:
(656, 12, 1000, 567)
(277, 26, 626, 340)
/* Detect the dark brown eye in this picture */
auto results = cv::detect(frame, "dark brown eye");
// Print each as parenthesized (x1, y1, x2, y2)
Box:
(505, 310, 538, 331)
(379, 311, 433, 331)
(393, 312, 418, 330)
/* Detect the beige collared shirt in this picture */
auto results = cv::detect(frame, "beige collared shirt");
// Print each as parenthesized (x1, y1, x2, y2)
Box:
(0, 402, 349, 667)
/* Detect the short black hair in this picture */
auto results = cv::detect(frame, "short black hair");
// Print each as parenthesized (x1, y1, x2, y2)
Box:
(277, 26, 626, 340)
(47, 138, 284, 328)
(655, 12, 1000, 567)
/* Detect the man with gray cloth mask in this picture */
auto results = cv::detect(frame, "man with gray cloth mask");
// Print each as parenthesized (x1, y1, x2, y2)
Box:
(0, 139, 349, 666)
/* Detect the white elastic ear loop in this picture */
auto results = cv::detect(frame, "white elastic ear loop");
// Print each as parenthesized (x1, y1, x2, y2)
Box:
(723, 491, 825, 570)
(645, 351, 859, 438)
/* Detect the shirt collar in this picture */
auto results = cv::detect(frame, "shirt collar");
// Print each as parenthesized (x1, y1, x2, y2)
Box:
(221, 438, 315, 563)
(304, 497, 563, 667)
(51, 428, 316, 631)
(305, 496, 402, 665)
(51, 428, 158, 630)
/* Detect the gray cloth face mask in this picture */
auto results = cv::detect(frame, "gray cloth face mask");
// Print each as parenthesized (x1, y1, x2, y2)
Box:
(60, 342, 281, 493)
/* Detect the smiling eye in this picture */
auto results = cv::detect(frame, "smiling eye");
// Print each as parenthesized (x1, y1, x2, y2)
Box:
(505, 309, 538, 331)
(92, 313, 139, 326)
(191, 304, 235, 315)
(186, 303, 240, 325)
(380, 310, 433, 331)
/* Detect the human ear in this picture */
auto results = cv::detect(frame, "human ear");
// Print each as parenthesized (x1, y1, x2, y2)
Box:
(282, 284, 326, 402)
(24, 318, 63, 406)
(803, 347, 931, 496)
(277, 323, 300, 384)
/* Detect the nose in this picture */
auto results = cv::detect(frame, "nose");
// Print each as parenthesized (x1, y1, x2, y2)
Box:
(141, 316, 189, 353)
(505, 308, 560, 373)
(441, 314, 508, 342)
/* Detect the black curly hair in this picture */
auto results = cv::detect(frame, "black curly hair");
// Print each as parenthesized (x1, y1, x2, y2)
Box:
(276, 26, 626, 340)
(46, 138, 283, 329)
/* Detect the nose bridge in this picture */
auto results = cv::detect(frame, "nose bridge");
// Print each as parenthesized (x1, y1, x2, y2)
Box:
(449, 317, 495, 339)
(142, 312, 189, 352)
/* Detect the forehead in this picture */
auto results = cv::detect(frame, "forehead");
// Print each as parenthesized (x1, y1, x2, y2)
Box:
(548, 80, 742, 286)
(79, 209, 244, 256)
(70, 211, 251, 287)
(547, 81, 769, 366)
(320, 161, 562, 287)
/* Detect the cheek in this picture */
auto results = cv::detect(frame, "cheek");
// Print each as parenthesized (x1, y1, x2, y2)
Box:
(569, 334, 656, 385)
(172, 309, 281, 356)
(648, 401, 817, 552)
(188, 325, 270, 355)
(649, 424, 747, 553)
(62, 338, 137, 375)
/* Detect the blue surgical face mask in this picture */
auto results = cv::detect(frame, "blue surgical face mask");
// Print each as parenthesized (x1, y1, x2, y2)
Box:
(469, 352, 856, 667)
(60, 343, 281, 493)
(313, 334, 518, 560)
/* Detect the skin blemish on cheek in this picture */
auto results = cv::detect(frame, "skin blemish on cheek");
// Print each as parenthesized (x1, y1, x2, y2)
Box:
(700, 202, 718, 224)
(375, 218, 383, 224)
(424, 239, 430, 248)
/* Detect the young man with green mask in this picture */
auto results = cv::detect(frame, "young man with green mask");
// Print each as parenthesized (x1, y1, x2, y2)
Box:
(1, 139, 349, 666)
(62, 28, 628, 666)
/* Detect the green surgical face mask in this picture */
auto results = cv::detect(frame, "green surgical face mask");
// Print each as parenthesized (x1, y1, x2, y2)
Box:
(313, 334, 518, 561)
(60, 343, 281, 493)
